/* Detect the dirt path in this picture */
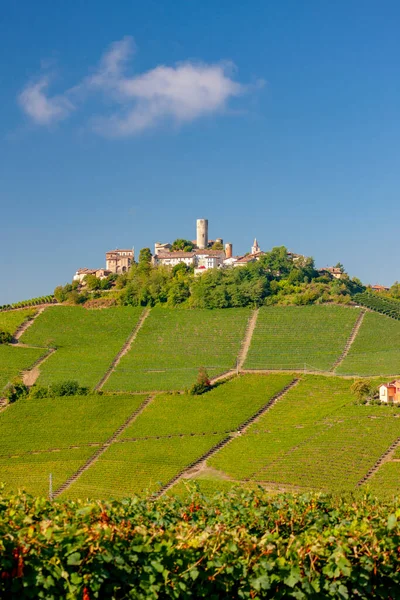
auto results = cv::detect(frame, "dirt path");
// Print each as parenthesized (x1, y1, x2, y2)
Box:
(13, 307, 47, 341)
(53, 394, 155, 499)
(95, 307, 151, 391)
(331, 309, 366, 372)
(237, 308, 259, 370)
(357, 435, 400, 487)
(22, 348, 56, 386)
(153, 378, 300, 498)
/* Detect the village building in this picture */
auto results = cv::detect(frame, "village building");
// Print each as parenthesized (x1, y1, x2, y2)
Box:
(73, 268, 97, 282)
(317, 266, 344, 279)
(106, 249, 134, 274)
(154, 242, 172, 255)
(379, 381, 400, 403)
(154, 251, 196, 267)
(371, 284, 390, 292)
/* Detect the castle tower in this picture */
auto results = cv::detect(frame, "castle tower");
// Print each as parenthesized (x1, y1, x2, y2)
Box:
(196, 219, 208, 249)
(251, 238, 260, 255)
(225, 243, 233, 258)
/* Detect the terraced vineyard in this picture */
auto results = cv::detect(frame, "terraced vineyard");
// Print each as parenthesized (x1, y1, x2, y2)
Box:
(0, 345, 47, 392)
(244, 305, 361, 370)
(354, 291, 400, 319)
(207, 376, 400, 493)
(21, 306, 144, 388)
(104, 307, 250, 391)
(0, 393, 146, 495)
(65, 374, 292, 498)
(0, 307, 37, 335)
(368, 461, 400, 497)
(337, 311, 400, 375)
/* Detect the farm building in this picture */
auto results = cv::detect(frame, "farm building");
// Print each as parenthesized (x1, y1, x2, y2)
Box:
(379, 381, 400, 403)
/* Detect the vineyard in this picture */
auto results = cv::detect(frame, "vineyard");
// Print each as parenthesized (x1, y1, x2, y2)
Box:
(0, 295, 56, 311)
(354, 291, 400, 319)
(64, 374, 293, 498)
(0, 393, 146, 495)
(1, 489, 400, 598)
(244, 305, 361, 371)
(104, 307, 250, 391)
(337, 311, 400, 375)
(20, 306, 144, 388)
(206, 376, 400, 493)
(0, 308, 37, 336)
(0, 345, 47, 392)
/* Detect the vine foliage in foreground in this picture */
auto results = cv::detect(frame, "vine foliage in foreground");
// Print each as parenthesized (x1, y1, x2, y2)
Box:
(0, 488, 399, 598)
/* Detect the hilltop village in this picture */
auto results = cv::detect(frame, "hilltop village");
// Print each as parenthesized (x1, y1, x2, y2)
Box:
(73, 217, 343, 282)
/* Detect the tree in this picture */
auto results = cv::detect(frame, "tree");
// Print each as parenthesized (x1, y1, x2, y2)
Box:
(259, 246, 292, 277)
(84, 274, 101, 291)
(171, 239, 194, 252)
(190, 367, 211, 395)
(211, 241, 224, 250)
(139, 248, 152, 264)
(350, 379, 376, 404)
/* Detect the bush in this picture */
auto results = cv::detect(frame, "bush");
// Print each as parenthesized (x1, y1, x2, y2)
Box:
(29, 381, 89, 398)
(5, 379, 28, 403)
(0, 330, 12, 344)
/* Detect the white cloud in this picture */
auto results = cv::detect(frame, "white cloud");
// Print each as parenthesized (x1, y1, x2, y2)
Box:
(18, 76, 74, 125)
(18, 37, 258, 136)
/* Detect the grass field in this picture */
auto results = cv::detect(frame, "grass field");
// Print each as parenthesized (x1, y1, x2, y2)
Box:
(0, 308, 37, 335)
(244, 305, 361, 371)
(120, 373, 294, 438)
(20, 306, 144, 388)
(63, 435, 225, 499)
(337, 312, 400, 376)
(0, 345, 47, 392)
(209, 376, 400, 492)
(0, 393, 147, 455)
(104, 307, 250, 392)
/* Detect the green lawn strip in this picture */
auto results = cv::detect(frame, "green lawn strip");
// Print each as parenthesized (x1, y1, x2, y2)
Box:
(0, 447, 95, 496)
(244, 305, 361, 371)
(0, 394, 146, 454)
(63, 435, 225, 499)
(209, 376, 356, 481)
(0, 345, 46, 392)
(367, 461, 400, 497)
(20, 306, 144, 388)
(0, 308, 37, 336)
(337, 312, 400, 376)
(104, 307, 250, 392)
(392, 446, 400, 459)
(120, 374, 294, 439)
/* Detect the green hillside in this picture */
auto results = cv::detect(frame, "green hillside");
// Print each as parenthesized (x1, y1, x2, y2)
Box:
(337, 311, 400, 375)
(0, 345, 47, 392)
(104, 307, 250, 391)
(0, 308, 37, 335)
(244, 305, 361, 371)
(2, 302, 400, 501)
(20, 306, 144, 388)
(203, 376, 400, 493)
(64, 374, 292, 498)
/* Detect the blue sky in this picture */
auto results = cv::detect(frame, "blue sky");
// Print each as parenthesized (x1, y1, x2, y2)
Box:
(2, 0, 400, 304)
